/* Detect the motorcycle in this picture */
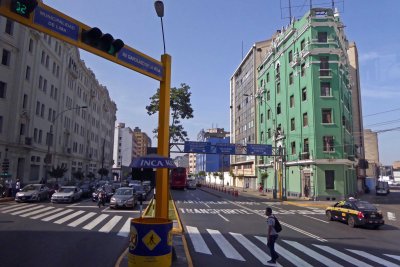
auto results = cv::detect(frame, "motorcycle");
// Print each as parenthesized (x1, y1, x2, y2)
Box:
(97, 191, 106, 208)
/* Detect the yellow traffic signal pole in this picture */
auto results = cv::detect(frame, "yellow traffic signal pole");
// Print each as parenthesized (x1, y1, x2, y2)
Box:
(155, 54, 172, 219)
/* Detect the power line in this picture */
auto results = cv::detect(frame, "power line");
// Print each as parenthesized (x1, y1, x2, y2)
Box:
(364, 107, 400, 118)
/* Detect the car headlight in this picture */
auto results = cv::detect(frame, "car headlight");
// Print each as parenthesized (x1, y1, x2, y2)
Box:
(111, 197, 116, 202)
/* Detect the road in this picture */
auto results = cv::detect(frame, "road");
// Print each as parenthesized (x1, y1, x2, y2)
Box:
(0, 196, 149, 267)
(172, 186, 400, 267)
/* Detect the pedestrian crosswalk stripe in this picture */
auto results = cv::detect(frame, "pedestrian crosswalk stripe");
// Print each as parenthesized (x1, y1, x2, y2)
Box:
(83, 214, 109, 230)
(42, 209, 74, 222)
(186, 226, 211, 255)
(0, 203, 27, 211)
(385, 254, 400, 261)
(68, 212, 97, 227)
(2, 204, 36, 213)
(54, 210, 85, 224)
(20, 206, 54, 217)
(11, 205, 45, 215)
(31, 208, 64, 219)
(207, 229, 245, 261)
(99, 215, 122, 233)
(347, 249, 399, 267)
(255, 236, 312, 267)
(117, 218, 133, 237)
(313, 244, 373, 267)
(283, 240, 343, 267)
(229, 232, 282, 266)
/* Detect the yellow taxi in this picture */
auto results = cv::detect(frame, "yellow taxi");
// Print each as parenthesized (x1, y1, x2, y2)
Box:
(326, 198, 384, 229)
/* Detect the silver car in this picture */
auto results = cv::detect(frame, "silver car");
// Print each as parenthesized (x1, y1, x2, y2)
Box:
(110, 187, 137, 209)
(15, 184, 49, 202)
(51, 186, 82, 203)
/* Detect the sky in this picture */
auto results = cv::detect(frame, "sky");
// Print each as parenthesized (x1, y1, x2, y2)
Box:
(43, 0, 400, 165)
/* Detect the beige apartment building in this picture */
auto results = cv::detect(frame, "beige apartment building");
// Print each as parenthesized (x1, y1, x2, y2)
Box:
(189, 153, 196, 174)
(364, 129, 380, 177)
(132, 127, 151, 157)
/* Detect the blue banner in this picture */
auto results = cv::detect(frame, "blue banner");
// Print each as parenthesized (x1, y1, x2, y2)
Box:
(34, 7, 79, 41)
(118, 48, 163, 79)
(247, 144, 273, 156)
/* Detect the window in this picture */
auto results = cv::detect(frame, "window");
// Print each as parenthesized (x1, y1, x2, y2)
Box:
(304, 138, 309, 153)
(41, 51, 45, 64)
(28, 39, 33, 52)
(41, 104, 45, 117)
(38, 130, 43, 144)
(302, 88, 307, 101)
(267, 128, 271, 139)
(0, 81, 6, 98)
(320, 56, 329, 76)
(260, 113, 264, 124)
(5, 19, 14, 35)
(289, 73, 293, 85)
(301, 63, 306, 76)
(36, 101, 40, 115)
(0, 116, 2, 133)
(45, 55, 49, 68)
(318, 32, 328, 43)
(22, 94, 27, 108)
(2, 49, 11, 66)
(33, 128, 38, 142)
(25, 66, 31, 80)
(267, 109, 271, 120)
(301, 39, 305, 50)
(276, 64, 280, 79)
(303, 112, 308, 127)
(325, 170, 335, 189)
(277, 82, 280, 94)
(267, 90, 270, 101)
(291, 141, 296, 155)
(266, 72, 270, 82)
(19, 123, 25, 135)
(323, 136, 335, 152)
(260, 131, 264, 142)
(290, 118, 295, 131)
(290, 95, 294, 108)
(321, 82, 331, 96)
(288, 50, 293, 63)
(322, 109, 332, 123)
(38, 76, 43, 89)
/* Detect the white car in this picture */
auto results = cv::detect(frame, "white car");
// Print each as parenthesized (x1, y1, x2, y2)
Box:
(51, 186, 82, 203)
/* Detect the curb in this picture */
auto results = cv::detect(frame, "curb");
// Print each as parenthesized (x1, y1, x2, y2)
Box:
(182, 234, 194, 267)
(114, 248, 128, 267)
(283, 201, 331, 208)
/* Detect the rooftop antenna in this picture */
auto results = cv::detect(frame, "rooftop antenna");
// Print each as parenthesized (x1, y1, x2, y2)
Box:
(288, 0, 292, 23)
(310, 0, 312, 9)
(331, 0, 335, 9)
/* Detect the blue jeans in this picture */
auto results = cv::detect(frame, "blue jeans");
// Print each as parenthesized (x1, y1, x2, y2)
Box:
(267, 234, 279, 261)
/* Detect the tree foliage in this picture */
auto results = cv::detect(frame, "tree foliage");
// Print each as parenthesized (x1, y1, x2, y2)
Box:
(87, 172, 95, 181)
(98, 168, 109, 177)
(146, 83, 194, 143)
(72, 170, 85, 181)
(48, 165, 68, 183)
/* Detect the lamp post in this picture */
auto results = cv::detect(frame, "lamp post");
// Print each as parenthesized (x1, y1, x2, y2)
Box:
(45, 106, 88, 183)
(154, 0, 166, 54)
(244, 93, 278, 199)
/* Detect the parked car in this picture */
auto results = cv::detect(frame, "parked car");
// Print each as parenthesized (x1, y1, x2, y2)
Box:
(376, 181, 390, 196)
(130, 184, 147, 201)
(15, 184, 49, 202)
(79, 183, 92, 197)
(109, 187, 138, 209)
(51, 186, 82, 203)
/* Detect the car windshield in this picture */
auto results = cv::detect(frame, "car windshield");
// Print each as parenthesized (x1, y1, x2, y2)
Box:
(21, 185, 41, 191)
(58, 187, 74, 193)
(132, 185, 144, 191)
(354, 201, 376, 210)
(115, 189, 133, 195)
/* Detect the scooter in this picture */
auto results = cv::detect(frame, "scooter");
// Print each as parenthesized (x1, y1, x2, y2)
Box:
(97, 192, 106, 208)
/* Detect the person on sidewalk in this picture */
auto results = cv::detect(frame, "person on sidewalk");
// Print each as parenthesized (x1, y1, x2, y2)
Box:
(266, 207, 279, 264)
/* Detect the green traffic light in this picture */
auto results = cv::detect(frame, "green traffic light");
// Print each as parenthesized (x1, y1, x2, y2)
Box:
(10, 0, 38, 18)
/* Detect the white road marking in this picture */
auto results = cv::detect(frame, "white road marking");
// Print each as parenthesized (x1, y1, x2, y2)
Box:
(302, 215, 329, 223)
(218, 214, 229, 222)
(66, 203, 80, 207)
(0, 203, 27, 211)
(54, 210, 85, 224)
(99, 215, 123, 233)
(102, 209, 141, 213)
(10, 205, 45, 215)
(387, 212, 396, 221)
(186, 226, 211, 255)
(65, 205, 99, 208)
(207, 229, 245, 261)
(283, 240, 343, 267)
(117, 218, 133, 237)
(68, 212, 97, 227)
(30, 208, 64, 219)
(313, 244, 373, 267)
(385, 254, 400, 261)
(204, 203, 210, 208)
(230, 232, 282, 266)
(255, 236, 312, 267)
(83, 214, 109, 230)
(42, 209, 74, 221)
(1, 204, 35, 213)
(20, 206, 54, 217)
(347, 250, 399, 267)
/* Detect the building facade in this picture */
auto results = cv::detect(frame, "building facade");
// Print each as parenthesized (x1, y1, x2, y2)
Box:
(257, 8, 358, 200)
(112, 123, 136, 179)
(364, 129, 379, 178)
(230, 40, 273, 190)
(0, 18, 116, 184)
(132, 127, 151, 158)
(174, 154, 189, 169)
(188, 153, 196, 174)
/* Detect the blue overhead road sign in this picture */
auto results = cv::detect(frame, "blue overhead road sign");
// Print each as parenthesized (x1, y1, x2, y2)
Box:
(184, 141, 212, 153)
(118, 48, 163, 80)
(215, 143, 236, 154)
(247, 144, 273, 156)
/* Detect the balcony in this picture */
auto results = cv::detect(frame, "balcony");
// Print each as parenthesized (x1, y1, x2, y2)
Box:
(319, 69, 332, 77)
(68, 63, 78, 79)
(300, 152, 310, 160)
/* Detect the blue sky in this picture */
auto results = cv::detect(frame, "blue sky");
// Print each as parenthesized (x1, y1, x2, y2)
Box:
(44, 0, 400, 165)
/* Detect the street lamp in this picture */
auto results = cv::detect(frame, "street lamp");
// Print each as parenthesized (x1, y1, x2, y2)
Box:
(154, 0, 166, 54)
(244, 93, 278, 199)
(44, 105, 88, 183)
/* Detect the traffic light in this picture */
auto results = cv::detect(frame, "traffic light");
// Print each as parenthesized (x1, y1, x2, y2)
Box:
(81, 27, 124, 56)
(2, 158, 10, 173)
(10, 0, 38, 18)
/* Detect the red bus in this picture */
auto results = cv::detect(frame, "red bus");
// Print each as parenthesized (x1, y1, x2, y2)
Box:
(170, 167, 187, 189)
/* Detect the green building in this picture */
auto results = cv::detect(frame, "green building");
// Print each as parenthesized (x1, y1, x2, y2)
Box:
(256, 8, 357, 201)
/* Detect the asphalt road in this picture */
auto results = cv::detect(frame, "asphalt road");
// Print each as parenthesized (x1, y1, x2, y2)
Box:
(172, 187, 400, 267)
(0, 196, 150, 267)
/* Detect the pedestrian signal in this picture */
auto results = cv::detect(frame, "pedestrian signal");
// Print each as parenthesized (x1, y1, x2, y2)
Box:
(10, 0, 38, 18)
(81, 27, 124, 56)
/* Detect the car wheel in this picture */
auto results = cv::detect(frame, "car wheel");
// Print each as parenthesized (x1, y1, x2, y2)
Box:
(348, 216, 356, 228)
(326, 211, 333, 221)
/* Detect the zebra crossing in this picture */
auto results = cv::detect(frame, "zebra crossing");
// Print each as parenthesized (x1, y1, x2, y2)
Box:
(0, 203, 133, 238)
(185, 225, 400, 267)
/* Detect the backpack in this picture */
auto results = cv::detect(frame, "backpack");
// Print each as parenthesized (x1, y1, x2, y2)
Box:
(273, 216, 282, 233)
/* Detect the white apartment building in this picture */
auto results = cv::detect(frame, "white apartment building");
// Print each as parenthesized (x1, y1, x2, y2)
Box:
(188, 153, 196, 174)
(0, 17, 116, 184)
(113, 123, 135, 177)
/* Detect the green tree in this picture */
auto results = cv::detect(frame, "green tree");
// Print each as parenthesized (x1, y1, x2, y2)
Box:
(72, 170, 85, 183)
(48, 165, 68, 184)
(98, 168, 109, 178)
(198, 171, 206, 177)
(146, 83, 194, 143)
(87, 172, 95, 181)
